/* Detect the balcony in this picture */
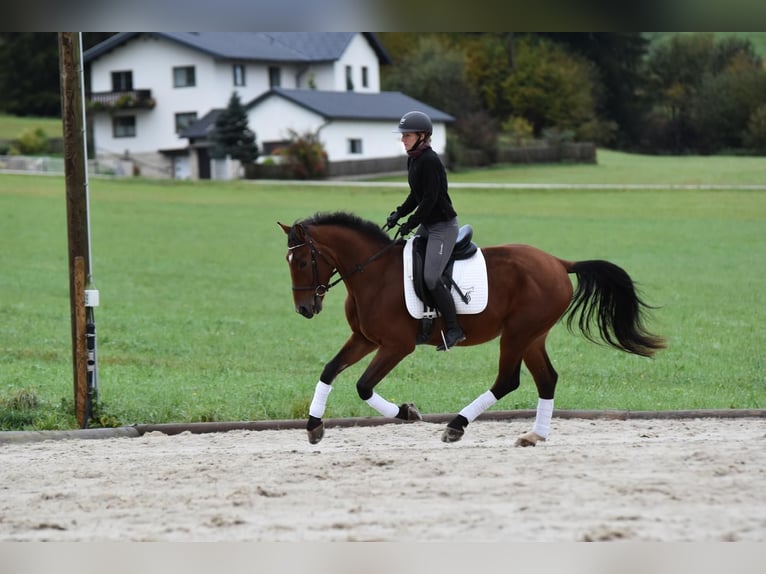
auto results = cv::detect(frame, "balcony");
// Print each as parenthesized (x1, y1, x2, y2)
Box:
(87, 89, 155, 112)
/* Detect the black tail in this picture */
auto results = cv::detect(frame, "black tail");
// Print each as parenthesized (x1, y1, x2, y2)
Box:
(565, 260, 666, 358)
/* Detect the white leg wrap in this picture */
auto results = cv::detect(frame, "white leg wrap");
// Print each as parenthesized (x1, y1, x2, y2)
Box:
(308, 381, 332, 418)
(365, 392, 400, 418)
(532, 398, 554, 438)
(459, 390, 498, 423)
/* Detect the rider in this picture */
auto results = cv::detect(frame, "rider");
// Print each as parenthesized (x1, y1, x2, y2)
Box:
(387, 110, 466, 351)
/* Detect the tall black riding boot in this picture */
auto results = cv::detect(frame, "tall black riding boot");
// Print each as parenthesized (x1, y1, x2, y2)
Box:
(430, 281, 466, 351)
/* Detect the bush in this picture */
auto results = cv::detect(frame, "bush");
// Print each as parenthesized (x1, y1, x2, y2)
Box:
(279, 130, 328, 179)
(575, 119, 618, 147)
(502, 116, 535, 147)
(10, 127, 48, 155)
(444, 131, 466, 171)
(453, 110, 499, 166)
(743, 104, 766, 154)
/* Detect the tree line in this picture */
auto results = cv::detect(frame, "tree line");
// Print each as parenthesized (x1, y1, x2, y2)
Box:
(1, 32, 765, 157)
(380, 32, 766, 158)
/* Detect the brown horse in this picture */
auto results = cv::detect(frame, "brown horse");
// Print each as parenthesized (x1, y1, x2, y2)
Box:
(279, 211, 665, 446)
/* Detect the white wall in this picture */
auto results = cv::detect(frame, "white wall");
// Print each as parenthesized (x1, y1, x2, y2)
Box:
(321, 120, 448, 160)
(248, 96, 324, 145)
(90, 35, 318, 155)
(89, 33, 375, 158)
(88, 33, 443, 178)
(248, 95, 449, 162)
(331, 33, 381, 92)
(91, 35, 217, 154)
(320, 120, 402, 160)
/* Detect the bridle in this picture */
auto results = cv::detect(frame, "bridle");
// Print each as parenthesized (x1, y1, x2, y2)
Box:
(288, 223, 397, 298)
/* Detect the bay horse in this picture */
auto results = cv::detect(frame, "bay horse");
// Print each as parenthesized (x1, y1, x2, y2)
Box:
(278, 211, 665, 446)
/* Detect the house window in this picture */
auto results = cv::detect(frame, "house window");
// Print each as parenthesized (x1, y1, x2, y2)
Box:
(173, 66, 196, 88)
(175, 112, 198, 134)
(348, 138, 363, 154)
(345, 65, 354, 91)
(233, 64, 246, 87)
(268, 66, 281, 88)
(361, 66, 369, 88)
(111, 70, 133, 91)
(113, 116, 136, 138)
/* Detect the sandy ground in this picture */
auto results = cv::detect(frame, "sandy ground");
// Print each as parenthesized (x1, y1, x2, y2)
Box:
(0, 416, 764, 542)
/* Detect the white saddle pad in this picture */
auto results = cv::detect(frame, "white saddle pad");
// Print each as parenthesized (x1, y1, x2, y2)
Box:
(403, 237, 489, 319)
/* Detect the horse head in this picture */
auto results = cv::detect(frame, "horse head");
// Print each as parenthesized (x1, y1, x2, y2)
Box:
(278, 221, 332, 318)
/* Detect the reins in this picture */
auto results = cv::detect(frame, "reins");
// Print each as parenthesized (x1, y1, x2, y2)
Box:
(289, 223, 399, 297)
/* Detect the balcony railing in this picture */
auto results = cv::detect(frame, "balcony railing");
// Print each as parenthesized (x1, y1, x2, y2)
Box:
(87, 89, 155, 111)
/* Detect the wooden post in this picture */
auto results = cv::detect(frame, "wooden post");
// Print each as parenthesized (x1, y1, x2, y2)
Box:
(59, 33, 91, 426)
(73, 257, 88, 426)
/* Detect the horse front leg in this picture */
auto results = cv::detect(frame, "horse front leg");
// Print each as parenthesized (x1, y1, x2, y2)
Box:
(307, 332, 376, 444)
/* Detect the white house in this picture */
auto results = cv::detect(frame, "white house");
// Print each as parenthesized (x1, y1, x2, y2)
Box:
(84, 32, 454, 179)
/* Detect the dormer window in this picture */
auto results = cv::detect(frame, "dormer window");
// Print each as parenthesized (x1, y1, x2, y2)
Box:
(269, 66, 281, 88)
(233, 64, 246, 87)
(345, 65, 354, 91)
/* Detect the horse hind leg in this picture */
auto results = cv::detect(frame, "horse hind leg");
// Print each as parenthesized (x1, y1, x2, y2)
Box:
(442, 332, 523, 443)
(515, 336, 558, 447)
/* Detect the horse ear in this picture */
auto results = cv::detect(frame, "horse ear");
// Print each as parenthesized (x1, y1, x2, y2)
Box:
(277, 222, 291, 235)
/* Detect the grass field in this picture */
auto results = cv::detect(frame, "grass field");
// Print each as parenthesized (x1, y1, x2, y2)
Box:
(645, 32, 766, 56)
(1, 153, 765, 430)
(0, 114, 63, 140)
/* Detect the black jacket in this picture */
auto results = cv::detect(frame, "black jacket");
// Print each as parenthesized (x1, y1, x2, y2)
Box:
(397, 147, 457, 228)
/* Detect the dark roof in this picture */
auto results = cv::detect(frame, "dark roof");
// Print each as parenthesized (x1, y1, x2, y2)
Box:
(84, 32, 390, 65)
(179, 109, 223, 139)
(181, 89, 454, 141)
(247, 88, 455, 123)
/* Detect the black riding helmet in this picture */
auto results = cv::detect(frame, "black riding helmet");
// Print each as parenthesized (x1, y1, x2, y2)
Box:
(393, 111, 433, 136)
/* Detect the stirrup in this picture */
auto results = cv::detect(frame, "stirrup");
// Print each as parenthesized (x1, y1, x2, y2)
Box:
(437, 328, 466, 351)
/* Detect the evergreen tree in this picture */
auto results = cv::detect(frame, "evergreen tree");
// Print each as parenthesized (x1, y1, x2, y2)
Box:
(211, 92, 258, 164)
(0, 33, 61, 116)
(0, 33, 116, 117)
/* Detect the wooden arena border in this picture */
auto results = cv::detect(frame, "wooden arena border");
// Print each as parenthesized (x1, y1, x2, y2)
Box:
(0, 409, 763, 445)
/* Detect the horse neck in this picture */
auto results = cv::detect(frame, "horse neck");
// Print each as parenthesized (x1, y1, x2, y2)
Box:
(311, 226, 390, 279)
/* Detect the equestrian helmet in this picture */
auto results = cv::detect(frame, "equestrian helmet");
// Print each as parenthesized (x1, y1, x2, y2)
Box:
(393, 111, 433, 135)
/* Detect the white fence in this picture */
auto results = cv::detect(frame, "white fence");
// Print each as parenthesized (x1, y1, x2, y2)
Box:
(0, 155, 137, 177)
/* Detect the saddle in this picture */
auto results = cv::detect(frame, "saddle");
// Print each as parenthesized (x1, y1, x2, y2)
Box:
(407, 225, 483, 344)
(410, 224, 478, 308)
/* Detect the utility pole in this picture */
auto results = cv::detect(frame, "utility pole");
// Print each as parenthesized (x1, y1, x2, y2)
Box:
(59, 32, 99, 428)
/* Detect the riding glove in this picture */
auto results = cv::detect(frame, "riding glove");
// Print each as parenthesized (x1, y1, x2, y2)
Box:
(386, 211, 399, 228)
(398, 220, 415, 236)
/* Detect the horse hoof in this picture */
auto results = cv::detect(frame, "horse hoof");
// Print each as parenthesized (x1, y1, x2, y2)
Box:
(403, 403, 423, 421)
(400, 403, 423, 421)
(307, 423, 325, 444)
(441, 426, 464, 443)
(514, 432, 545, 447)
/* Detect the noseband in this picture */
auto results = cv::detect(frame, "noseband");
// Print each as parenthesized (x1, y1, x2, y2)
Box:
(288, 223, 397, 297)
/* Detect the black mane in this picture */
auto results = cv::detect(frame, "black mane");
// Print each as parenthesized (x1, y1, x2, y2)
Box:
(296, 211, 393, 246)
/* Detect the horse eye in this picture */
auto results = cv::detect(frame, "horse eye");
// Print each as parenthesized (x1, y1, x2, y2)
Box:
(299, 260, 307, 269)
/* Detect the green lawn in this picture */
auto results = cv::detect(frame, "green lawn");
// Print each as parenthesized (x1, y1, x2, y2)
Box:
(1, 157, 764, 430)
(0, 114, 63, 140)
(645, 32, 766, 57)
(374, 149, 766, 187)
